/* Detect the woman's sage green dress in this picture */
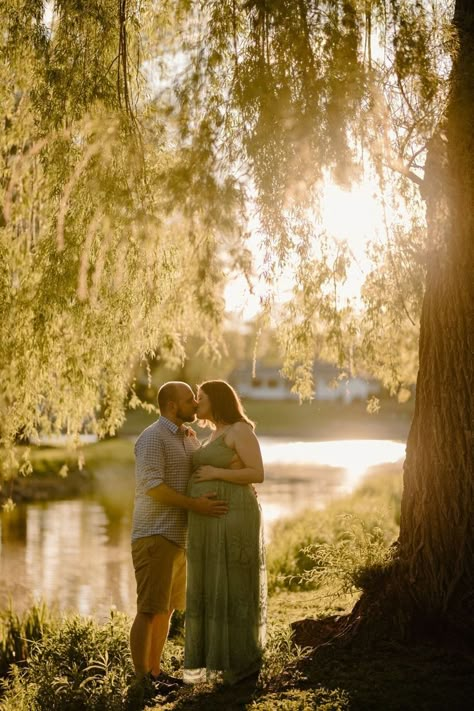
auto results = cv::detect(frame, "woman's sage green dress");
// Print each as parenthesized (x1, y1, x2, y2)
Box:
(184, 433, 267, 684)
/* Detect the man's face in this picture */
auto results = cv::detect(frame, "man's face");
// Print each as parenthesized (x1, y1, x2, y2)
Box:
(175, 385, 198, 423)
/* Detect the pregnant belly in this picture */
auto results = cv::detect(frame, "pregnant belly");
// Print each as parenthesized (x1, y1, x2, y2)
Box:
(188, 477, 259, 511)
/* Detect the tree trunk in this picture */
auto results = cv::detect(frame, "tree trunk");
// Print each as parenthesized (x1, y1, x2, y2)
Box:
(349, 0, 474, 645)
(293, 0, 474, 650)
(396, 0, 474, 640)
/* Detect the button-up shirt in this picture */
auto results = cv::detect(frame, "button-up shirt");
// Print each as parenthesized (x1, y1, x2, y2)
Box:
(131, 416, 200, 548)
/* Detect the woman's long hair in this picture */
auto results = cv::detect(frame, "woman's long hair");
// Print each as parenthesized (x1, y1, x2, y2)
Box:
(198, 380, 255, 431)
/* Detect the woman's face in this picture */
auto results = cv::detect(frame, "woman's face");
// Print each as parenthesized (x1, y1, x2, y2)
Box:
(196, 389, 213, 420)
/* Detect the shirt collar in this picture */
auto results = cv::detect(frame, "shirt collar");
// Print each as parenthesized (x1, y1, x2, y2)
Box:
(159, 416, 180, 434)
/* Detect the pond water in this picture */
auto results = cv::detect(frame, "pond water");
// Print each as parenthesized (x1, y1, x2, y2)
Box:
(0, 437, 405, 619)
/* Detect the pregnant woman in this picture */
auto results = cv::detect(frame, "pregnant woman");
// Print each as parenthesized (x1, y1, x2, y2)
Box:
(184, 380, 267, 685)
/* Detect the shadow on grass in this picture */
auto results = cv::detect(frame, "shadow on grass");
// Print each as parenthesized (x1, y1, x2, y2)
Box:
(298, 641, 474, 711)
(158, 642, 474, 711)
(156, 675, 261, 711)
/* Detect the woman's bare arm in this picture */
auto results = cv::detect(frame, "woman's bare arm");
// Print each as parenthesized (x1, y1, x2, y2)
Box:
(193, 422, 264, 484)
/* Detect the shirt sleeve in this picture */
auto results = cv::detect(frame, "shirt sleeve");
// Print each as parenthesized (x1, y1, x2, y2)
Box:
(135, 428, 166, 492)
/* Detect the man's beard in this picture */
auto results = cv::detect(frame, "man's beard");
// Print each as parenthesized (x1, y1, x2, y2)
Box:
(176, 408, 196, 422)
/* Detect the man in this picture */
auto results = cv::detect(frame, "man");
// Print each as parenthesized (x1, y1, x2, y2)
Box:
(130, 381, 228, 686)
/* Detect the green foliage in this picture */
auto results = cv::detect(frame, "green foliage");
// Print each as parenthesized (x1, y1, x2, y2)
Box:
(301, 513, 395, 596)
(2, 592, 473, 711)
(171, 0, 452, 396)
(358, 214, 426, 396)
(0, 1, 247, 478)
(1, 611, 133, 711)
(267, 471, 402, 594)
(0, 604, 186, 711)
(249, 688, 351, 711)
(257, 623, 312, 692)
(0, 602, 55, 678)
(0, 0, 457, 483)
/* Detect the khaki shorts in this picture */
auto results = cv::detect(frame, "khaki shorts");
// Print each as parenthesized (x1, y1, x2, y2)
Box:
(132, 534, 186, 615)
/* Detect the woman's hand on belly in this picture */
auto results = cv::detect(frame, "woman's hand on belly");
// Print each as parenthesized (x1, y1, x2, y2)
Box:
(193, 465, 219, 482)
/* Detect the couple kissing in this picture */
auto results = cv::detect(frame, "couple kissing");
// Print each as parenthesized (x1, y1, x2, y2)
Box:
(130, 379, 267, 693)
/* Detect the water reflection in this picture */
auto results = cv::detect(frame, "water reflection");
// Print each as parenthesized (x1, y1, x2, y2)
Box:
(258, 438, 405, 527)
(0, 438, 405, 618)
(0, 500, 135, 620)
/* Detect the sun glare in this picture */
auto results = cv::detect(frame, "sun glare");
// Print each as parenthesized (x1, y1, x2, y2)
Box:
(256, 438, 406, 539)
(225, 179, 388, 318)
(321, 182, 385, 258)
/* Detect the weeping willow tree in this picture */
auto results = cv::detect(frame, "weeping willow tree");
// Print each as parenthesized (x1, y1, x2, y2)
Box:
(167, 0, 473, 643)
(0, 1, 247, 481)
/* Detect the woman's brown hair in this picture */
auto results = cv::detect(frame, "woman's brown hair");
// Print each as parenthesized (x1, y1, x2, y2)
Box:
(198, 380, 255, 430)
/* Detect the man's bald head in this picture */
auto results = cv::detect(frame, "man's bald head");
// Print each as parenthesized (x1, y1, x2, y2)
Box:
(157, 381, 196, 422)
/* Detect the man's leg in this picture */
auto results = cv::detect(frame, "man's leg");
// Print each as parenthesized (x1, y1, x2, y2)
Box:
(130, 611, 154, 679)
(149, 609, 173, 677)
(131, 536, 184, 680)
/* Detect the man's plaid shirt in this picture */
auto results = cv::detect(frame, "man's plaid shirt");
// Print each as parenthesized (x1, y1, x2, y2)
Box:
(131, 416, 200, 548)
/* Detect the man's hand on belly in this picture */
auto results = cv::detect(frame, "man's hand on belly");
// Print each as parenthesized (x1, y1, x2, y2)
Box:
(191, 492, 229, 517)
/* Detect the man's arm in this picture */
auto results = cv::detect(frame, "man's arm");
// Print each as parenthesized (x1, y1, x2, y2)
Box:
(147, 483, 228, 517)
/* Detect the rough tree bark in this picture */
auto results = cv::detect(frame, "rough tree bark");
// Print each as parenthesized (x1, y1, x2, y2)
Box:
(293, 0, 474, 649)
(397, 0, 474, 640)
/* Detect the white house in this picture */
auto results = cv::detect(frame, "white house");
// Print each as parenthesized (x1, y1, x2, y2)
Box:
(230, 361, 380, 403)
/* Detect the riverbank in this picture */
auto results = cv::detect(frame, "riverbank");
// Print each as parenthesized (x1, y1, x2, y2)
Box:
(1, 472, 472, 710)
(0, 439, 134, 505)
(119, 398, 415, 440)
(1, 593, 472, 711)
(1, 399, 412, 506)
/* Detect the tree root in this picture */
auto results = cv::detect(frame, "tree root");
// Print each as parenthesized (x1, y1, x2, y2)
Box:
(290, 587, 474, 654)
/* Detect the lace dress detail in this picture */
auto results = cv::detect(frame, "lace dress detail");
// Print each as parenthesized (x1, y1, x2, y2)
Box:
(184, 433, 267, 685)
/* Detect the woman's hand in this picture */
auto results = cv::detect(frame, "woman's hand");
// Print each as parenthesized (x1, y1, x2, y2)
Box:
(193, 465, 219, 482)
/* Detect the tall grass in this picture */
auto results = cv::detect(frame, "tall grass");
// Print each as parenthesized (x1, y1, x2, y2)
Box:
(0, 602, 54, 677)
(257, 623, 312, 691)
(0, 608, 184, 711)
(266, 469, 402, 595)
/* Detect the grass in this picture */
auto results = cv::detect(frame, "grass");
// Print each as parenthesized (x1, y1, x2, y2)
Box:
(1, 472, 473, 710)
(266, 468, 402, 594)
(0, 602, 55, 678)
(2, 602, 471, 711)
(0, 609, 134, 711)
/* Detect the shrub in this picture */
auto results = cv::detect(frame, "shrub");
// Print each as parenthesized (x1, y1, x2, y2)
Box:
(0, 606, 185, 711)
(1, 611, 132, 711)
(266, 471, 402, 594)
(301, 514, 396, 596)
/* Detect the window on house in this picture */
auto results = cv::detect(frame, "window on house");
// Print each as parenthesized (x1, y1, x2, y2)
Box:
(252, 378, 262, 388)
(267, 379, 278, 388)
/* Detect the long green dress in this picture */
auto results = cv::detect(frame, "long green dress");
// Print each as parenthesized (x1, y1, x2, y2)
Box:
(184, 432, 267, 684)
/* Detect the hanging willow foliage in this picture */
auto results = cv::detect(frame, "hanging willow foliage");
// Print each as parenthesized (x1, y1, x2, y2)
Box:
(167, 0, 453, 397)
(0, 0, 248, 477)
(0, 0, 455, 480)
